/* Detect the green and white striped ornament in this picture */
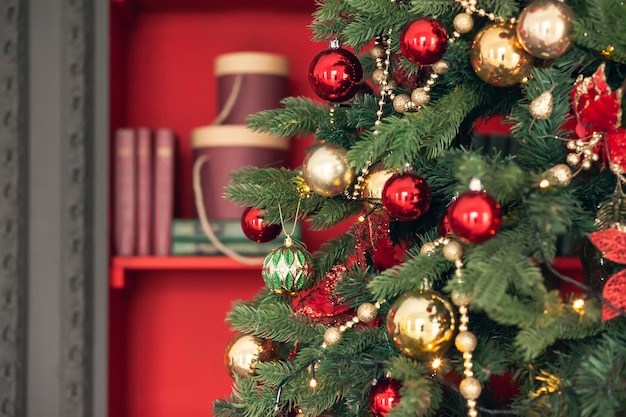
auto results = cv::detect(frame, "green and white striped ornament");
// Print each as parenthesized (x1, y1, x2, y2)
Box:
(262, 236, 313, 295)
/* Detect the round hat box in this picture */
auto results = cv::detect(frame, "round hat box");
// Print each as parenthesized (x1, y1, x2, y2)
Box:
(191, 125, 289, 220)
(215, 52, 290, 124)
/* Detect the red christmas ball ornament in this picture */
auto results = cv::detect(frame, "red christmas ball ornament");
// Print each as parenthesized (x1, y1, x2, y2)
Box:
(400, 18, 448, 65)
(308, 43, 363, 102)
(381, 172, 431, 221)
(369, 378, 402, 417)
(447, 191, 502, 243)
(438, 212, 452, 237)
(241, 207, 282, 243)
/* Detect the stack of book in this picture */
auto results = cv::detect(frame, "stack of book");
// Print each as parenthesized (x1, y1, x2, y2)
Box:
(113, 127, 176, 256)
(171, 218, 301, 256)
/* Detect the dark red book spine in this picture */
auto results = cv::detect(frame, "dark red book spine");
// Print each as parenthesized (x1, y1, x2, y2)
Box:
(114, 128, 137, 256)
(153, 128, 175, 255)
(136, 127, 153, 255)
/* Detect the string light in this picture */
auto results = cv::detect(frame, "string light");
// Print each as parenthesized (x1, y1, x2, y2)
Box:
(572, 298, 585, 313)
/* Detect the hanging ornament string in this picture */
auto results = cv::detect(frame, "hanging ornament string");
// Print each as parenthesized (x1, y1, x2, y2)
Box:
(278, 198, 303, 244)
(192, 155, 265, 265)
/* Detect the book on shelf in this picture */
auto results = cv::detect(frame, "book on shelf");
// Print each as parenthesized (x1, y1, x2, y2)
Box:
(135, 127, 153, 255)
(172, 218, 301, 243)
(113, 128, 137, 256)
(153, 128, 176, 256)
(171, 239, 281, 256)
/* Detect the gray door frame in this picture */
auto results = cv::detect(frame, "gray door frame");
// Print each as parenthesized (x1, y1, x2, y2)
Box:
(1, 0, 108, 416)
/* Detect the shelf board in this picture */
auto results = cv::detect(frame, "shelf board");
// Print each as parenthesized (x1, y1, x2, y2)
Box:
(110, 256, 263, 288)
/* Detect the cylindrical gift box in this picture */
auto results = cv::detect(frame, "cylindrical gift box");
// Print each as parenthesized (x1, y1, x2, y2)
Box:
(191, 125, 289, 220)
(215, 52, 290, 124)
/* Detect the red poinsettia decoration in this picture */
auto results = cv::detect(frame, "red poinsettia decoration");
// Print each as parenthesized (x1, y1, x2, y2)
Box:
(570, 63, 626, 172)
(588, 228, 626, 321)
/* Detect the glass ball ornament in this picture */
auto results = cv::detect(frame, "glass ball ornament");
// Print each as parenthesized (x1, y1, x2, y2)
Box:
(308, 45, 363, 102)
(361, 163, 399, 202)
(447, 190, 502, 244)
(516, 0, 575, 59)
(386, 290, 456, 360)
(400, 18, 448, 65)
(302, 142, 355, 197)
(470, 22, 534, 87)
(381, 171, 431, 221)
(368, 378, 402, 417)
(223, 333, 279, 378)
(262, 238, 314, 295)
(241, 207, 282, 243)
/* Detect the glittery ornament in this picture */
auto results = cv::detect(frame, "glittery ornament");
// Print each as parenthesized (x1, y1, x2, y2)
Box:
(381, 172, 431, 221)
(460, 377, 482, 400)
(323, 327, 342, 345)
(453, 13, 474, 34)
(386, 290, 456, 360)
(542, 164, 573, 187)
(410, 88, 430, 107)
(241, 207, 282, 243)
(302, 142, 355, 197)
(455, 331, 477, 352)
(400, 18, 448, 65)
(470, 22, 534, 87)
(447, 191, 502, 244)
(262, 238, 314, 295)
(308, 43, 363, 102)
(442, 240, 464, 262)
(392, 94, 412, 113)
(224, 334, 279, 378)
(292, 264, 354, 326)
(357, 303, 379, 323)
(431, 60, 450, 75)
(529, 89, 554, 120)
(354, 210, 406, 272)
(368, 378, 402, 417)
(517, 0, 575, 59)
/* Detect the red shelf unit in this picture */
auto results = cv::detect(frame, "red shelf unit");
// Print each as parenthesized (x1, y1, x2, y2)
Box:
(108, 1, 324, 416)
(110, 256, 264, 288)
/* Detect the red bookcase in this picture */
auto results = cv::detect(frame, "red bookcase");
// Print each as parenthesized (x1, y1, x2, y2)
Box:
(107, 1, 346, 416)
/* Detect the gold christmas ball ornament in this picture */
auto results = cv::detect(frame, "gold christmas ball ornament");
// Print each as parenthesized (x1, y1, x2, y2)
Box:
(451, 289, 472, 307)
(442, 240, 464, 262)
(410, 88, 430, 107)
(372, 68, 387, 85)
(323, 327, 342, 346)
(357, 302, 379, 323)
(453, 13, 474, 34)
(541, 163, 573, 188)
(455, 330, 477, 353)
(470, 22, 535, 87)
(529, 89, 554, 119)
(393, 94, 413, 113)
(517, 0, 575, 59)
(459, 377, 483, 400)
(386, 291, 456, 360)
(302, 142, 355, 197)
(224, 333, 280, 378)
(431, 60, 450, 75)
(370, 44, 386, 60)
(420, 241, 437, 255)
(361, 163, 398, 202)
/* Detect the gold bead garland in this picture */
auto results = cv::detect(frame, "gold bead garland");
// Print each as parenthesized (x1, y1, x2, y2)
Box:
(422, 236, 480, 416)
(320, 300, 385, 349)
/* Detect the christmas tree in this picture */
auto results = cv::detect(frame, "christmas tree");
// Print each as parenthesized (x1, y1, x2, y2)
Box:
(214, 1, 626, 416)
